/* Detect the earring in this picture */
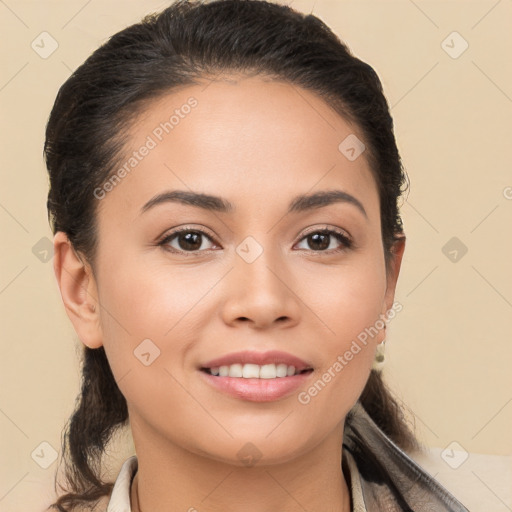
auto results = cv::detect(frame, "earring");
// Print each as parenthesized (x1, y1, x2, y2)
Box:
(372, 340, 386, 371)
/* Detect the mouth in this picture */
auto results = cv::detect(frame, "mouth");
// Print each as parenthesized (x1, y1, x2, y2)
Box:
(200, 363, 314, 379)
(198, 350, 315, 401)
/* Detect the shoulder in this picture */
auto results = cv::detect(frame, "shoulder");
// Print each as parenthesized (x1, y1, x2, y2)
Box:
(343, 401, 470, 512)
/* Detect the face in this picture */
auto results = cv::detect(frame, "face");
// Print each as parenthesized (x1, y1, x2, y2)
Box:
(57, 75, 404, 466)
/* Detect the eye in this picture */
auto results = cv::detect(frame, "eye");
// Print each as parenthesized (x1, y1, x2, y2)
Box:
(157, 225, 353, 256)
(158, 227, 218, 254)
(295, 227, 352, 253)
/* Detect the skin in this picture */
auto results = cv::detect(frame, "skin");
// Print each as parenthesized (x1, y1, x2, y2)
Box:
(53, 75, 405, 511)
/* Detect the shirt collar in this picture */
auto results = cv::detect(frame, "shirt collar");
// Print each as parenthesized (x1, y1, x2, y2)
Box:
(106, 455, 137, 512)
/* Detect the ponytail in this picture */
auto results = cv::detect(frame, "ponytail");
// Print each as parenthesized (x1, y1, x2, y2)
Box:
(50, 347, 128, 511)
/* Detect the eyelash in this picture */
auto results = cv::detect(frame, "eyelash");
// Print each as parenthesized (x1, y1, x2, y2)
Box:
(157, 225, 353, 256)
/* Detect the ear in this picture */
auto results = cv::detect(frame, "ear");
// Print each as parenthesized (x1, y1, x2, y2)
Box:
(53, 231, 103, 349)
(380, 234, 406, 322)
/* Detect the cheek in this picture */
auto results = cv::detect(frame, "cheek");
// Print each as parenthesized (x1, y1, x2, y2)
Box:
(302, 251, 387, 350)
(95, 250, 221, 390)
(97, 250, 210, 337)
(95, 259, 206, 435)
(296, 252, 387, 405)
(93, 251, 174, 378)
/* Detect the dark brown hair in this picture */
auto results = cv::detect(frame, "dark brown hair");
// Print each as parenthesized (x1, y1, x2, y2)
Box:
(45, 1, 417, 509)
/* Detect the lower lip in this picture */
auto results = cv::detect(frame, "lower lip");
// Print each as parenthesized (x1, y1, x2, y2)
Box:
(198, 370, 314, 402)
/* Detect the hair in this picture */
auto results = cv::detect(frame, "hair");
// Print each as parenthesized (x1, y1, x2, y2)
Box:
(45, 0, 418, 510)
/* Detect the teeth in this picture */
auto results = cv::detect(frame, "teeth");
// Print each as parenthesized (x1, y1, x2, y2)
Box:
(208, 363, 307, 378)
(228, 363, 243, 377)
(243, 364, 260, 378)
(275, 363, 288, 377)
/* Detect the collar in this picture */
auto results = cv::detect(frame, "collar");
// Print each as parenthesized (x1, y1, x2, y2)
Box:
(106, 455, 137, 512)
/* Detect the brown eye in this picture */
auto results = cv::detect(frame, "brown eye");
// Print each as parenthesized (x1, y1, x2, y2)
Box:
(295, 229, 352, 253)
(159, 228, 217, 254)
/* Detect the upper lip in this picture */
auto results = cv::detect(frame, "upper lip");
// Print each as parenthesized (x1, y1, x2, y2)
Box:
(200, 350, 313, 372)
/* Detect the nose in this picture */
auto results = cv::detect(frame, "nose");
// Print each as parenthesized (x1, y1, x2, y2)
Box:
(220, 244, 301, 330)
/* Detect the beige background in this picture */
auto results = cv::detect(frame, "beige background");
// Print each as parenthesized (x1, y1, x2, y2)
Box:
(1, 0, 511, 510)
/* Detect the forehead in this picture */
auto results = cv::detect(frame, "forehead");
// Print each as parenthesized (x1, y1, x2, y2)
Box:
(98, 75, 379, 223)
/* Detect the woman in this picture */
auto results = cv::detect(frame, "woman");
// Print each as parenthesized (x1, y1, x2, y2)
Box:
(45, 0, 470, 510)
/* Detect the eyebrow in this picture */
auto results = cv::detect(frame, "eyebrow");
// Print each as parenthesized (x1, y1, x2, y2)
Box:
(140, 189, 367, 218)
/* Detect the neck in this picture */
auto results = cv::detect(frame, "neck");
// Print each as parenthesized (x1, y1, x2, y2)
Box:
(129, 418, 351, 512)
